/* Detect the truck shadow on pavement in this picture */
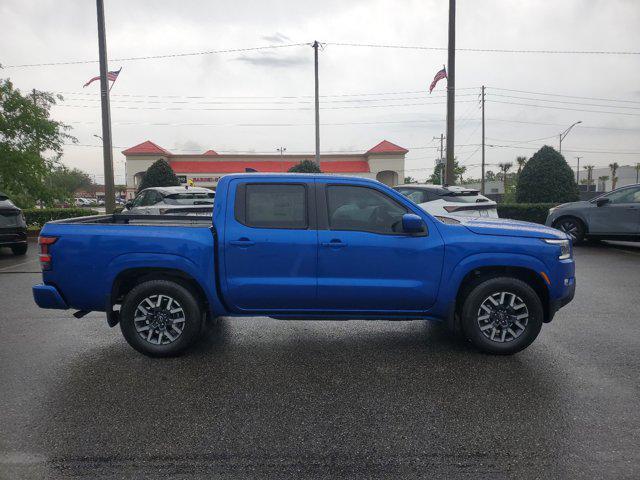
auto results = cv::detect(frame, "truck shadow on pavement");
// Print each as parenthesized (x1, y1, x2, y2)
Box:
(29, 317, 569, 479)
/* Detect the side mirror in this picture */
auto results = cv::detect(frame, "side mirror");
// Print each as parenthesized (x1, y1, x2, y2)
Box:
(402, 213, 427, 234)
(125, 201, 133, 210)
(596, 197, 610, 207)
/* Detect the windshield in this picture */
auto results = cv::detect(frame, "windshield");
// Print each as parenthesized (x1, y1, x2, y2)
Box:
(163, 192, 215, 205)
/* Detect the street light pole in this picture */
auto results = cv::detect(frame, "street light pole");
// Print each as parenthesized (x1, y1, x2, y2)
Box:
(559, 121, 582, 155)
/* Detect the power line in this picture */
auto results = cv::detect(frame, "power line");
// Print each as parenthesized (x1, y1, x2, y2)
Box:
(489, 87, 640, 105)
(487, 99, 640, 116)
(58, 93, 478, 106)
(324, 41, 640, 55)
(487, 93, 640, 110)
(56, 88, 480, 99)
(487, 117, 638, 132)
(54, 99, 479, 111)
(1, 43, 309, 68)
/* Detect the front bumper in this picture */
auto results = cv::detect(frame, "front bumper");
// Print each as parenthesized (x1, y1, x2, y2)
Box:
(32, 284, 68, 310)
(0, 227, 27, 246)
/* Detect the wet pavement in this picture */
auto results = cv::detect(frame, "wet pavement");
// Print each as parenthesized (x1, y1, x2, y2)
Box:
(0, 239, 639, 479)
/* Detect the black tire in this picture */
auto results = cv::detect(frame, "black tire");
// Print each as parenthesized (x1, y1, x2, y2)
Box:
(11, 243, 28, 255)
(120, 279, 203, 357)
(461, 277, 543, 355)
(553, 216, 585, 244)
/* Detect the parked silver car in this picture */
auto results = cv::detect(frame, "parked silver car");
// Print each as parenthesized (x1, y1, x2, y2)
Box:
(545, 184, 640, 243)
(123, 186, 215, 215)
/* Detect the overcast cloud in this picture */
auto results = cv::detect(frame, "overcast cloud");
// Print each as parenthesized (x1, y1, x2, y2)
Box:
(1, 0, 639, 183)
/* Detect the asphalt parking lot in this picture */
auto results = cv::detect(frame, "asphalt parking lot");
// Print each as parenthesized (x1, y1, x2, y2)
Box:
(0, 239, 639, 479)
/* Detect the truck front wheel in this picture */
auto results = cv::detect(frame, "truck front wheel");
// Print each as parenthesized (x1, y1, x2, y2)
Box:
(120, 280, 203, 357)
(461, 277, 543, 355)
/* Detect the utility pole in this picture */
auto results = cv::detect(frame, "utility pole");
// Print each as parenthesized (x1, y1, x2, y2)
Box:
(312, 41, 321, 168)
(277, 147, 286, 157)
(31, 88, 37, 106)
(636, 163, 639, 183)
(575, 156, 582, 183)
(433, 134, 445, 185)
(96, 0, 115, 214)
(444, 0, 456, 186)
(481, 85, 486, 194)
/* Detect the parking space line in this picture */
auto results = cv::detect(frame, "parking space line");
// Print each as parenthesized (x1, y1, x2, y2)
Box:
(0, 259, 39, 271)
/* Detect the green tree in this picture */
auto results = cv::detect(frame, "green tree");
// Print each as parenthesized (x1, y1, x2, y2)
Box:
(516, 145, 579, 203)
(48, 166, 94, 200)
(404, 176, 417, 184)
(609, 162, 619, 190)
(428, 159, 465, 185)
(498, 162, 513, 194)
(288, 159, 322, 173)
(516, 156, 527, 175)
(137, 159, 181, 192)
(0, 78, 76, 207)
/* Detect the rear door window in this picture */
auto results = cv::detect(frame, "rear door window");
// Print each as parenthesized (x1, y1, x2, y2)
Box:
(241, 184, 307, 229)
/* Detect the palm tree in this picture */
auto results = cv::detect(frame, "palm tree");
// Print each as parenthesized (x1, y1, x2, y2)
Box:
(635, 163, 640, 184)
(583, 165, 594, 190)
(498, 162, 513, 194)
(609, 162, 619, 190)
(598, 175, 609, 192)
(516, 156, 527, 175)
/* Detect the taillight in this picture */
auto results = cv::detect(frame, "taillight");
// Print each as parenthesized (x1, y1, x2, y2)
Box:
(38, 236, 58, 271)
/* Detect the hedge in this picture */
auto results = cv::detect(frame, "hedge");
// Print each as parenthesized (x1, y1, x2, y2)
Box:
(496, 203, 557, 225)
(22, 208, 99, 227)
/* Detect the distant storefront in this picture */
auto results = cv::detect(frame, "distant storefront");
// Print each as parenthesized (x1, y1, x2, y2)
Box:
(122, 140, 408, 199)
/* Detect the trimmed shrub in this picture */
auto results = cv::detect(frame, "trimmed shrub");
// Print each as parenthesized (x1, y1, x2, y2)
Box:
(516, 145, 579, 203)
(497, 203, 557, 224)
(137, 159, 181, 192)
(288, 160, 322, 173)
(23, 208, 99, 227)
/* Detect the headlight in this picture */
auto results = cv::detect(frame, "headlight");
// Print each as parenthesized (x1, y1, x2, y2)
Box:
(543, 239, 571, 260)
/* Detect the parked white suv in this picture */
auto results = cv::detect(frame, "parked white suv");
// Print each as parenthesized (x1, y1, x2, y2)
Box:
(394, 184, 498, 218)
(123, 186, 215, 215)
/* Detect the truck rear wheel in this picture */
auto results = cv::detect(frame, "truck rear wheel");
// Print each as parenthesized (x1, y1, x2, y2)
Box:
(120, 279, 203, 357)
(461, 277, 543, 355)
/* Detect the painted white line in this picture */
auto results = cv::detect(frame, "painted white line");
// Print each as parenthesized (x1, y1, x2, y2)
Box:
(0, 259, 39, 271)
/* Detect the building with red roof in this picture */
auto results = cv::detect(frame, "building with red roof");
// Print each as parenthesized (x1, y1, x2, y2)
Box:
(123, 140, 407, 198)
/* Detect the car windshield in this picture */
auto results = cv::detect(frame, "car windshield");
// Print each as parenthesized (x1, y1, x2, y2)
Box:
(163, 192, 215, 205)
(441, 191, 489, 203)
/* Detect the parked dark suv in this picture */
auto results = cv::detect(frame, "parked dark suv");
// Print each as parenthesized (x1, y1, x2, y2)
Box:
(0, 192, 28, 255)
(546, 184, 640, 244)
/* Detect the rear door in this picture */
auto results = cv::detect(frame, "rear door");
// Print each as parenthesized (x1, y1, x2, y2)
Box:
(223, 179, 318, 311)
(588, 186, 640, 234)
(316, 182, 444, 312)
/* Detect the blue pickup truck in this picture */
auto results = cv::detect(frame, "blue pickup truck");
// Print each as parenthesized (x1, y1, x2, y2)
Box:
(33, 174, 575, 357)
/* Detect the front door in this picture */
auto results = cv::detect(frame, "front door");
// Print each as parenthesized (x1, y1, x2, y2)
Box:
(316, 182, 444, 312)
(223, 180, 318, 312)
(588, 186, 640, 234)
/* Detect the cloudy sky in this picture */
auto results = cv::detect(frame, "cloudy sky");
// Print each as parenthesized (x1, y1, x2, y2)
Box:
(1, 0, 639, 183)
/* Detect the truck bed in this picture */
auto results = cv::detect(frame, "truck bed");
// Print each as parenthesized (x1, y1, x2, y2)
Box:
(49, 213, 213, 227)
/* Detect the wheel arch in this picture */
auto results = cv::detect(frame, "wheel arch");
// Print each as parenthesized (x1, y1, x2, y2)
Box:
(552, 213, 588, 234)
(110, 267, 209, 325)
(454, 266, 550, 324)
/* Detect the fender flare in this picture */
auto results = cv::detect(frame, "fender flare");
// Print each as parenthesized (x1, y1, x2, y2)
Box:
(105, 253, 227, 318)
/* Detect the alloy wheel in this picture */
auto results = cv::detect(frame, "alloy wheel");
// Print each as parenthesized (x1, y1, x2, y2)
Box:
(556, 219, 580, 241)
(134, 294, 186, 345)
(477, 291, 529, 343)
